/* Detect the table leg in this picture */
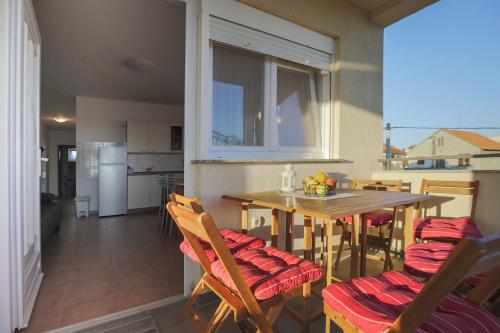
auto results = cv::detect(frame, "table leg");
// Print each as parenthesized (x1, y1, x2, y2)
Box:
(241, 203, 249, 234)
(326, 220, 333, 286)
(360, 214, 368, 277)
(286, 212, 293, 252)
(403, 204, 416, 251)
(304, 216, 313, 261)
(350, 214, 360, 279)
(271, 208, 279, 248)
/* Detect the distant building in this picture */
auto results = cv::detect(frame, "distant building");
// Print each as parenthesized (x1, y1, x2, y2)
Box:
(492, 136, 500, 144)
(382, 144, 406, 158)
(407, 129, 500, 169)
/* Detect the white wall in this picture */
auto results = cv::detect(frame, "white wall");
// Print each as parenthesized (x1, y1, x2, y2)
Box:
(0, 0, 13, 331)
(48, 130, 76, 195)
(75, 97, 184, 211)
(76, 96, 183, 144)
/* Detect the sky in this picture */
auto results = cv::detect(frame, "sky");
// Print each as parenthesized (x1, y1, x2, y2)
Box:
(384, 0, 500, 149)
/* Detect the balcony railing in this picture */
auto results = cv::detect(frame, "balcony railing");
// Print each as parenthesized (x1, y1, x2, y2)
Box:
(378, 152, 500, 170)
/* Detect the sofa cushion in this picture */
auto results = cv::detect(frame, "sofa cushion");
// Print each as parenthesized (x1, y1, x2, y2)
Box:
(41, 192, 55, 205)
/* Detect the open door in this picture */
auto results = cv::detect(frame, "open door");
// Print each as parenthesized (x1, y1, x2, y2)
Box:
(10, 0, 43, 328)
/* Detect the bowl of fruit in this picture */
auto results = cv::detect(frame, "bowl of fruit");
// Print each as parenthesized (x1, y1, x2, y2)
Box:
(303, 172, 336, 197)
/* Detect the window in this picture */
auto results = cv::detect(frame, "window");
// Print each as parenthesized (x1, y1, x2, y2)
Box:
(437, 137, 444, 147)
(277, 61, 327, 149)
(68, 148, 77, 162)
(170, 125, 183, 151)
(212, 45, 265, 146)
(208, 43, 331, 158)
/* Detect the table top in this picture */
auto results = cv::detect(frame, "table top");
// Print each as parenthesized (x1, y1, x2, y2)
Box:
(223, 189, 431, 220)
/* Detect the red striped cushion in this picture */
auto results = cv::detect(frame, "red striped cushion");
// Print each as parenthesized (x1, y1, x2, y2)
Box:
(340, 210, 393, 227)
(211, 247, 323, 300)
(180, 229, 265, 263)
(322, 271, 500, 333)
(404, 243, 486, 285)
(413, 217, 483, 241)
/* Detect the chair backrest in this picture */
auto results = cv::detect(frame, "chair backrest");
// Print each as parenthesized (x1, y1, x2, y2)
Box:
(166, 198, 266, 319)
(417, 179, 479, 219)
(352, 179, 402, 192)
(390, 234, 500, 332)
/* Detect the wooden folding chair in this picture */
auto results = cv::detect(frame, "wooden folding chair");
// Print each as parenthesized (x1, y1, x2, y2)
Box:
(335, 179, 402, 272)
(167, 199, 323, 333)
(324, 234, 500, 333)
(414, 179, 481, 242)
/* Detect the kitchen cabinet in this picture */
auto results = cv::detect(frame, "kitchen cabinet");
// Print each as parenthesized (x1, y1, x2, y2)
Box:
(149, 175, 161, 207)
(127, 121, 149, 153)
(170, 125, 183, 151)
(148, 122, 170, 153)
(128, 175, 163, 209)
(128, 176, 150, 209)
(127, 121, 182, 153)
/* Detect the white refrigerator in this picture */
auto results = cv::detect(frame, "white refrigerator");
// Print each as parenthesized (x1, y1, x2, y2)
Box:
(98, 146, 128, 217)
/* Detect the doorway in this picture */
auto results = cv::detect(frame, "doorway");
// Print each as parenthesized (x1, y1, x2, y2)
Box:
(58, 145, 76, 198)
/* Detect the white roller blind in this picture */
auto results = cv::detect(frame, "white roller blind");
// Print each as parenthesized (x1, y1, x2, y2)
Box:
(209, 16, 333, 72)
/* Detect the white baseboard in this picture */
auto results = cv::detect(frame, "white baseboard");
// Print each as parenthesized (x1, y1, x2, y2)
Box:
(45, 294, 185, 333)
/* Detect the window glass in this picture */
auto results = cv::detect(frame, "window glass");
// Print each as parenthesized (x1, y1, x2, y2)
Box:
(68, 148, 77, 162)
(276, 61, 329, 148)
(212, 44, 265, 146)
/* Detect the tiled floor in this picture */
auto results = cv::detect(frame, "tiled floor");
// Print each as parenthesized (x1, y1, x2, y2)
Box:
(22, 201, 184, 333)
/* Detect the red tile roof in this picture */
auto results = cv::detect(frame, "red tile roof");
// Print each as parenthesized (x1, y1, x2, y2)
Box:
(443, 130, 500, 151)
(383, 144, 406, 155)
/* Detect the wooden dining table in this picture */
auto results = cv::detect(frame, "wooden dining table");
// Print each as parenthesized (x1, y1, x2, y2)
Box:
(223, 189, 431, 284)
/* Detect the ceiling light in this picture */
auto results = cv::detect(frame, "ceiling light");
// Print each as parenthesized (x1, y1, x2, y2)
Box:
(124, 58, 156, 73)
(54, 117, 67, 123)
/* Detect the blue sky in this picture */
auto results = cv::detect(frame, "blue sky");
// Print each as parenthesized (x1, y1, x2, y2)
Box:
(384, 0, 500, 148)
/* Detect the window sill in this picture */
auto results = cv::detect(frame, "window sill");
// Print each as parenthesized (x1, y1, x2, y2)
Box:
(191, 159, 352, 165)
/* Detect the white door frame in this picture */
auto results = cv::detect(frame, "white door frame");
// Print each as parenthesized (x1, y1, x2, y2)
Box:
(0, 0, 13, 332)
(2, 0, 43, 330)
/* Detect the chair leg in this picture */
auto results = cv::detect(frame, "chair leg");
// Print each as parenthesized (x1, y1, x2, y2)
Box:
(302, 282, 311, 333)
(325, 314, 331, 333)
(334, 234, 347, 270)
(176, 278, 206, 322)
(206, 301, 230, 333)
(383, 245, 391, 272)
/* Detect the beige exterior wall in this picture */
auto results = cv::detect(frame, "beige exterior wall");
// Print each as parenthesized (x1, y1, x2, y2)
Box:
(408, 130, 481, 156)
(193, 0, 384, 223)
(372, 170, 500, 238)
(183, 0, 385, 290)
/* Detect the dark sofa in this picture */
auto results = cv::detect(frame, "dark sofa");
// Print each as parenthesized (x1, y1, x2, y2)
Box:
(40, 193, 62, 246)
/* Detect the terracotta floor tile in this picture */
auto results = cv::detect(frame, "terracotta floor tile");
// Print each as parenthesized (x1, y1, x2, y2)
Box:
(64, 278, 116, 305)
(59, 295, 118, 327)
(114, 285, 174, 311)
(20, 307, 62, 333)
(28, 205, 183, 332)
(69, 266, 115, 284)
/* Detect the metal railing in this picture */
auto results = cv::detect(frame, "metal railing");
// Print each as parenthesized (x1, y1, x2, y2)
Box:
(378, 153, 500, 170)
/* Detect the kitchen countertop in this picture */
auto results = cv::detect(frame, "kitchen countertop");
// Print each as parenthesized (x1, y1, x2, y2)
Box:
(128, 171, 184, 176)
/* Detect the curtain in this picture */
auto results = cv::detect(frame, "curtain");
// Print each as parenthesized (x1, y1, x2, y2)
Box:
(212, 44, 265, 146)
(277, 65, 318, 147)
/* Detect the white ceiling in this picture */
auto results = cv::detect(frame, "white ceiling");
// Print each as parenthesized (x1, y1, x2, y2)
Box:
(33, 0, 186, 129)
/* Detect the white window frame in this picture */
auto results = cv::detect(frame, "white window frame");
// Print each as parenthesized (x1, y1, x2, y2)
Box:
(198, 2, 334, 160)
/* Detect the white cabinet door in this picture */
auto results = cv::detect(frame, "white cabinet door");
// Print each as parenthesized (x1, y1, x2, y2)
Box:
(127, 121, 149, 152)
(127, 176, 150, 209)
(149, 176, 161, 207)
(148, 122, 170, 153)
